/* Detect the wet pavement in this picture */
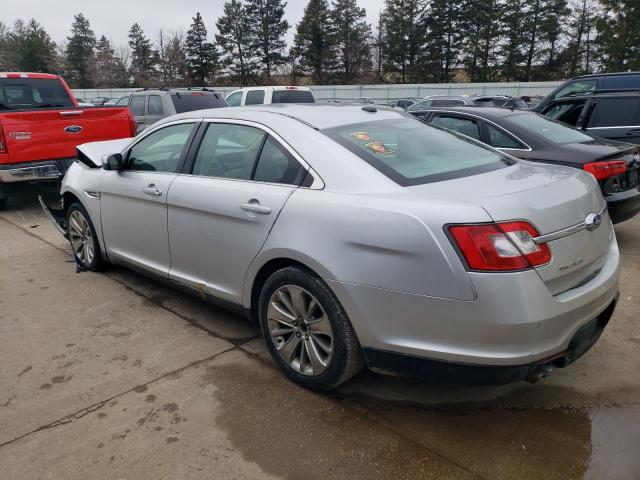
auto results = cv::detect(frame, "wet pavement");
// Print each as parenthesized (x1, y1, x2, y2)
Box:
(1, 183, 639, 480)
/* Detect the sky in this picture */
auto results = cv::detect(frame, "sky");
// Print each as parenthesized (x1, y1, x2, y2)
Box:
(3, 0, 386, 48)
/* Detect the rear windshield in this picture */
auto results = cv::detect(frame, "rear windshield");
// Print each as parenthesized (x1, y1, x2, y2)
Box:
(0, 78, 74, 110)
(271, 90, 315, 104)
(506, 113, 594, 144)
(170, 93, 228, 113)
(323, 119, 515, 186)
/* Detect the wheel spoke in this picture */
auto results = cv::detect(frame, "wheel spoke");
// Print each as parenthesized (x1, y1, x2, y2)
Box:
(278, 333, 301, 363)
(309, 313, 333, 338)
(277, 290, 296, 317)
(82, 242, 90, 263)
(287, 286, 307, 317)
(310, 334, 332, 355)
(299, 339, 308, 373)
(69, 215, 82, 235)
(70, 237, 83, 253)
(305, 337, 326, 373)
(305, 297, 319, 321)
(270, 302, 295, 326)
(271, 326, 295, 336)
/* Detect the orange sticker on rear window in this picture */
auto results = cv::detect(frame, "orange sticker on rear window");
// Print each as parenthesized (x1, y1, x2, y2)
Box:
(365, 142, 394, 155)
(350, 131, 370, 141)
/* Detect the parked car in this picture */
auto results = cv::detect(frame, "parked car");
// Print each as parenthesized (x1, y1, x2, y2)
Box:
(533, 71, 640, 112)
(408, 95, 476, 111)
(127, 88, 228, 133)
(0, 72, 136, 210)
(410, 106, 640, 223)
(114, 96, 131, 107)
(386, 98, 416, 110)
(226, 86, 316, 106)
(472, 95, 529, 109)
(88, 96, 110, 106)
(353, 97, 374, 104)
(43, 104, 619, 390)
(104, 97, 127, 107)
(521, 95, 544, 108)
(539, 90, 640, 144)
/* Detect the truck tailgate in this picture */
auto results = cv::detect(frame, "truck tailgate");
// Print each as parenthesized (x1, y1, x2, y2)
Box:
(0, 108, 132, 165)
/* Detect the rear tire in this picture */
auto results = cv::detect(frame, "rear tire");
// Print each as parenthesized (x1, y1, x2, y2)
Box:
(66, 202, 104, 271)
(258, 266, 364, 391)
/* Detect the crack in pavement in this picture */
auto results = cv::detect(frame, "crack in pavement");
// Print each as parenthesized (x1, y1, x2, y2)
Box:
(0, 347, 237, 450)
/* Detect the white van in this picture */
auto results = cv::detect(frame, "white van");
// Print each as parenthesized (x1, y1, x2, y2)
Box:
(225, 86, 316, 106)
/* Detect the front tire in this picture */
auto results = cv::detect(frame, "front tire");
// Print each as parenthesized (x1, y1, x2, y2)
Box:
(258, 266, 364, 391)
(67, 202, 103, 271)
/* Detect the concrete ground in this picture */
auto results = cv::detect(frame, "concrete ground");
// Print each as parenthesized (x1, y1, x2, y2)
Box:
(0, 183, 639, 480)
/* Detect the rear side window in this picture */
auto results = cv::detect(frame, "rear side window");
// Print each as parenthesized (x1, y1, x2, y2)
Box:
(245, 90, 266, 105)
(271, 90, 315, 104)
(602, 75, 640, 90)
(148, 95, 164, 115)
(487, 125, 524, 149)
(323, 119, 515, 186)
(430, 99, 466, 107)
(192, 123, 266, 180)
(507, 113, 593, 144)
(130, 95, 146, 116)
(226, 91, 242, 107)
(253, 136, 306, 185)
(170, 93, 227, 114)
(0, 78, 74, 109)
(431, 115, 481, 140)
(589, 98, 640, 128)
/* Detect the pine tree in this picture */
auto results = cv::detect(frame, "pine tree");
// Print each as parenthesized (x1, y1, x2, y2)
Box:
(293, 0, 335, 84)
(424, 0, 464, 82)
(382, 0, 426, 83)
(499, 0, 529, 81)
(596, 0, 640, 71)
(0, 22, 10, 70)
(7, 19, 57, 73)
(540, 0, 570, 79)
(566, 0, 598, 75)
(66, 13, 96, 87)
(185, 12, 219, 85)
(216, 0, 258, 85)
(372, 11, 385, 83)
(157, 31, 188, 86)
(245, 0, 290, 79)
(128, 23, 156, 86)
(459, 0, 502, 82)
(331, 0, 372, 83)
(94, 35, 120, 88)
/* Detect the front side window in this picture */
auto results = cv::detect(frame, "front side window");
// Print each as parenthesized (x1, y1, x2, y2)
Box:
(253, 136, 306, 185)
(148, 95, 164, 115)
(506, 113, 593, 144)
(544, 100, 586, 126)
(323, 119, 515, 186)
(245, 90, 266, 105)
(226, 91, 242, 107)
(553, 79, 597, 99)
(192, 123, 266, 180)
(589, 98, 640, 128)
(127, 123, 194, 172)
(431, 115, 481, 140)
(129, 95, 146, 116)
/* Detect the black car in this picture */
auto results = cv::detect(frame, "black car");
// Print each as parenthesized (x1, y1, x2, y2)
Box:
(411, 106, 640, 223)
(539, 91, 640, 145)
(534, 71, 640, 112)
(472, 95, 529, 109)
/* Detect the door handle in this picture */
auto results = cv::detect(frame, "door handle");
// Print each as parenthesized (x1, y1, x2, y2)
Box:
(60, 110, 83, 117)
(142, 184, 162, 196)
(240, 202, 271, 215)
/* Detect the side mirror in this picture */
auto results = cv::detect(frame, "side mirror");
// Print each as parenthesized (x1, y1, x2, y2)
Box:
(102, 153, 123, 171)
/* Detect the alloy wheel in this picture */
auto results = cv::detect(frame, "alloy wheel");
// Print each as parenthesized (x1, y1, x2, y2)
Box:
(267, 285, 334, 376)
(68, 210, 95, 266)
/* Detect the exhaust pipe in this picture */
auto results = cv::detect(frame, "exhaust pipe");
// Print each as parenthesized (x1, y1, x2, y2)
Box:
(525, 365, 555, 384)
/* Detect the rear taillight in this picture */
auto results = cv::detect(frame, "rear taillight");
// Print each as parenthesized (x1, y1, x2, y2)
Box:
(583, 160, 627, 180)
(448, 221, 551, 272)
(0, 124, 7, 153)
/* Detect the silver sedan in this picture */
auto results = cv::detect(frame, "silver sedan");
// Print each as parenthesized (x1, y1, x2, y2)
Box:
(47, 104, 620, 390)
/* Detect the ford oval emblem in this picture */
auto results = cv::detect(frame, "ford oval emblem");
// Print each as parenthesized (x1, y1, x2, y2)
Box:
(585, 212, 602, 231)
(64, 125, 83, 134)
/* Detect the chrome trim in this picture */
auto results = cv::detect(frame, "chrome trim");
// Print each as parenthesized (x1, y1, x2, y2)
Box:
(0, 164, 62, 183)
(587, 125, 640, 130)
(534, 203, 607, 244)
(84, 189, 101, 199)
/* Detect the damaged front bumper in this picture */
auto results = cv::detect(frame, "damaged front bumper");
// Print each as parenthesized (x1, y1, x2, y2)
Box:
(38, 194, 68, 238)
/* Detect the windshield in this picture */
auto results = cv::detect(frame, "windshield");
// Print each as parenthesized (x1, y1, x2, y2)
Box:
(506, 113, 594, 144)
(272, 90, 315, 104)
(323, 119, 515, 186)
(0, 78, 74, 109)
(170, 93, 228, 113)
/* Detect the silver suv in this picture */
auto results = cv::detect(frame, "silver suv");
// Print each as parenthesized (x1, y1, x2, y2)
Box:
(126, 88, 228, 133)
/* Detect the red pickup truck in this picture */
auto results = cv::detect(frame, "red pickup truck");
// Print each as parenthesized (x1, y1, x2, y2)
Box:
(0, 72, 135, 209)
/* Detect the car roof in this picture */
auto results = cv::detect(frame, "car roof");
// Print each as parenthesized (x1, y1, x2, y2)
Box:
(551, 91, 640, 100)
(0, 72, 59, 79)
(231, 86, 312, 92)
(170, 103, 407, 129)
(410, 105, 528, 120)
(572, 71, 640, 79)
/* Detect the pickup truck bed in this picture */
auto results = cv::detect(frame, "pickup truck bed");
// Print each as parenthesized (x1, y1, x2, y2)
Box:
(0, 72, 135, 209)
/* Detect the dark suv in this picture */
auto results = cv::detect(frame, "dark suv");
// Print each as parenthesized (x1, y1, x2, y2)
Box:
(127, 88, 228, 133)
(534, 71, 640, 112)
(540, 91, 640, 144)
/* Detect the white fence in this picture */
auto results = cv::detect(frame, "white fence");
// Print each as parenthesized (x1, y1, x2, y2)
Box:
(72, 81, 561, 102)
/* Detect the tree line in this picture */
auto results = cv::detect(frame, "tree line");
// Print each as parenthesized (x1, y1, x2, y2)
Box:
(0, 0, 638, 89)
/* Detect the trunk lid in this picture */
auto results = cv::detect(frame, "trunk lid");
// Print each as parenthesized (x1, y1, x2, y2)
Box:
(413, 161, 613, 295)
(0, 107, 132, 165)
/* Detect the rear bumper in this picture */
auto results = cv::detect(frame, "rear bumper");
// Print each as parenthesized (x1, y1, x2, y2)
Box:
(0, 158, 74, 183)
(605, 187, 640, 223)
(362, 295, 617, 384)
